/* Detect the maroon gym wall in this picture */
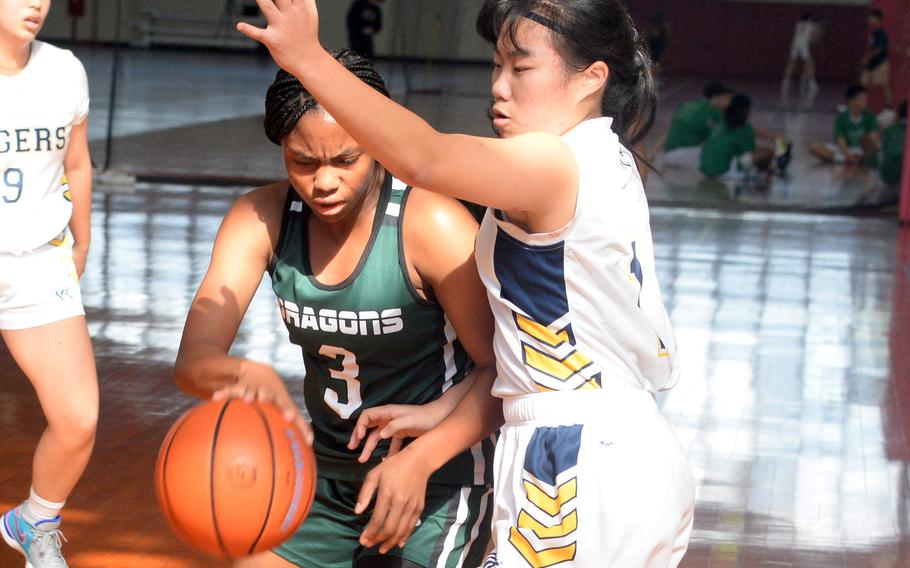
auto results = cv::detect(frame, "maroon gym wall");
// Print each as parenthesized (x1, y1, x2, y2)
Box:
(628, 1, 897, 85)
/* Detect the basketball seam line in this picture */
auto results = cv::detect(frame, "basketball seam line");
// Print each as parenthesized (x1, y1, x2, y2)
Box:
(211, 399, 232, 558)
(159, 410, 190, 528)
(248, 404, 278, 555)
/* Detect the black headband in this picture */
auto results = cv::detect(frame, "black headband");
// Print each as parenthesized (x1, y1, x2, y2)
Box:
(524, 11, 565, 36)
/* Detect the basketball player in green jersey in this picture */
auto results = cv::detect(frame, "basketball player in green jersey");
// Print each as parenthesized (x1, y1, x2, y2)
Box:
(174, 50, 496, 568)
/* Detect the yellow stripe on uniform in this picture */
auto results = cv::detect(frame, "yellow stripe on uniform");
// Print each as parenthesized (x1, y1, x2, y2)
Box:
(514, 314, 571, 348)
(517, 509, 578, 540)
(508, 527, 577, 568)
(522, 478, 577, 517)
(523, 344, 592, 382)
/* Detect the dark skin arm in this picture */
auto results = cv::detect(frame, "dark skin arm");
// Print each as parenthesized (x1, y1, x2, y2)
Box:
(174, 182, 314, 443)
(349, 189, 501, 554)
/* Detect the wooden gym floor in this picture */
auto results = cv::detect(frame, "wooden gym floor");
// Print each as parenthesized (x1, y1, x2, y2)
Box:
(1, 46, 908, 567)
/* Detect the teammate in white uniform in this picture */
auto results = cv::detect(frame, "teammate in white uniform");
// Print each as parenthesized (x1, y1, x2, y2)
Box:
(781, 13, 820, 104)
(0, 2, 98, 567)
(239, 0, 695, 565)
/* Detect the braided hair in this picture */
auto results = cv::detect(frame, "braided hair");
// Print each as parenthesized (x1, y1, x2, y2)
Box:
(264, 49, 390, 145)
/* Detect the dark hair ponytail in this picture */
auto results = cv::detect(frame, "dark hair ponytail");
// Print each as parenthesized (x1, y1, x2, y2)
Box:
(477, 0, 658, 147)
(724, 94, 751, 129)
(263, 49, 390, 145)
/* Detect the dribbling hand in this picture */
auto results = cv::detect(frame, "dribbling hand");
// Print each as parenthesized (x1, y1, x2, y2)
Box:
(212, 360, 314, 445)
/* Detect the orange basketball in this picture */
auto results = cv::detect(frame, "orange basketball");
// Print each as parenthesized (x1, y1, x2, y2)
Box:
(155, 399, 317, 558)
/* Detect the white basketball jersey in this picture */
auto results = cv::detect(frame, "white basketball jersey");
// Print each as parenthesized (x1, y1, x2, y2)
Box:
(0, 41, 89, 254)
(476, 117, 679, 397)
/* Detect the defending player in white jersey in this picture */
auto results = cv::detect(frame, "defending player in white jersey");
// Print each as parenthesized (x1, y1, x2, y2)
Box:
(0, 1, 98, 567)
(238, 0, 695, 565)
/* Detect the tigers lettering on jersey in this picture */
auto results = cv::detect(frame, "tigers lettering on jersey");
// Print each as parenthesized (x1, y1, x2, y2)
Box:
(494, 229, 602, 392)
(0, 128, 67, 153)
(277, 298, 404, 336)
(508, 426, 581, 568)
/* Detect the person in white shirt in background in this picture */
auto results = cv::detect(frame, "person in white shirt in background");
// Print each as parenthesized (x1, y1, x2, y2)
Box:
(0, 1, 98, 566)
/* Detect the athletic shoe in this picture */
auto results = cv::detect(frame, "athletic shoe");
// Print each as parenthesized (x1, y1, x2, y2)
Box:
(1, 505, 68, 568)
(775, 140, 793, 173)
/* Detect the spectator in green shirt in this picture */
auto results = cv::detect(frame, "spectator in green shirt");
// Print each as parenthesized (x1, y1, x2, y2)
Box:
(881, 101, 906, 186)
(809, 85, 881, 166)
(658, 81, 733, 168)
(699, 94, 787, 178)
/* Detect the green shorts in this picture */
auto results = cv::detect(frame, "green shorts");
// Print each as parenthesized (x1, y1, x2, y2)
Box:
(274, 476, 492, 568)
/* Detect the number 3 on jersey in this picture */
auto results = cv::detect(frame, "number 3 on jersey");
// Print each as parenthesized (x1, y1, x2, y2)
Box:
(319, 345, 362, 419)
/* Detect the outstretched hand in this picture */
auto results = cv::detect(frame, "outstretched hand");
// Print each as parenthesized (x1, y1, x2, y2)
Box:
(355, 448, 433, 554)
(348, 403, 448, 463)
(237, 0, 323, 72)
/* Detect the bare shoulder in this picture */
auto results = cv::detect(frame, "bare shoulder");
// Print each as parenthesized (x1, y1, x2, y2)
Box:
(231, 180, 290, 224)
(219, 180, 291, 254)
(404, 187, 478, 239)
(509, 130, 574, 161)
(402, 188, 479, 281)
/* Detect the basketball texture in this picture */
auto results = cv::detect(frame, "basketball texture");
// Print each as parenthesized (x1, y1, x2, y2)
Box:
(155, 399, 317, 558)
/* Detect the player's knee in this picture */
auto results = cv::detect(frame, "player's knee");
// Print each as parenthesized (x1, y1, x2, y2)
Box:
(50, 405, 98, 448)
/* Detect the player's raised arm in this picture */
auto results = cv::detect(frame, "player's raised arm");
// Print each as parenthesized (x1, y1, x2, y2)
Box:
(238, 0, 583, 231)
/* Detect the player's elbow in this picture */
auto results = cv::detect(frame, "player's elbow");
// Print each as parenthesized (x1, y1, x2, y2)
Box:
(173, 352, 204, 398)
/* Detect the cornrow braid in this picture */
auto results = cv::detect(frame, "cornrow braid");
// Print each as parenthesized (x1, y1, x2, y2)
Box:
(264, 49, 390, 145)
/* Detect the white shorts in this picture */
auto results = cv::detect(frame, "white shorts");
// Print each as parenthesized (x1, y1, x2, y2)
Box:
(661, 146, 701, 170)
(0, 234, 84, 330)
(825, 143, 864, 164)
(789, 42, 813, 64)
(483, 389, 695, 568)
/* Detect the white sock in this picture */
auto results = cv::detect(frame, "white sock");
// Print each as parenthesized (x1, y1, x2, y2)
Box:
(22, 488, 65, 526)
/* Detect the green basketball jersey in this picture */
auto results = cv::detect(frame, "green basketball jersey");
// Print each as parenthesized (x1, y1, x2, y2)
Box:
(664, 99, 723, 151)
(880, 121, 905, 186)
(699, 123, 756, 177)
(269, 176, 494, 486)
(834, 109, 878, 148)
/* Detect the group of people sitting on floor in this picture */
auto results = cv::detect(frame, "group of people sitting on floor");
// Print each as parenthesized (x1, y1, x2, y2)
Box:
(657, 82, 906, 188)
(656, 82, 792, 183)
(808, 85, 906, 187)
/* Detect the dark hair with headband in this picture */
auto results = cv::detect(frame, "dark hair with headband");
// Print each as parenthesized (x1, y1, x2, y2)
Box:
(264, 49, 390, 145)
(476, 0, 658, 148)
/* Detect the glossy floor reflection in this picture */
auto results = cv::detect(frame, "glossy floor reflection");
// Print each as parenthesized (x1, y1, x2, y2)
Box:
(65, 44, 900, 211)
(0, 183, 907, 566)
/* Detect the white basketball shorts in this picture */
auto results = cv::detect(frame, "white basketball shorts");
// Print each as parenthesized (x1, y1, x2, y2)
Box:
(0, 233, 84, 330)
(483, 388, 695, 568)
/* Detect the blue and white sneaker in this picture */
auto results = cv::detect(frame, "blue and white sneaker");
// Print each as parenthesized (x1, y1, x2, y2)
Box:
(1, 506, 68, 568)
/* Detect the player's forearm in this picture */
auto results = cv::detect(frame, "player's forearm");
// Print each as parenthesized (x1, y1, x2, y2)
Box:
(404, 366, 502, 473)
(755, 127, 780, 142)
(66, 159, 92, 249)
(836, 136, 851, 154)
(174, 343, 247, 399)
(428, 363, 493, 417)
